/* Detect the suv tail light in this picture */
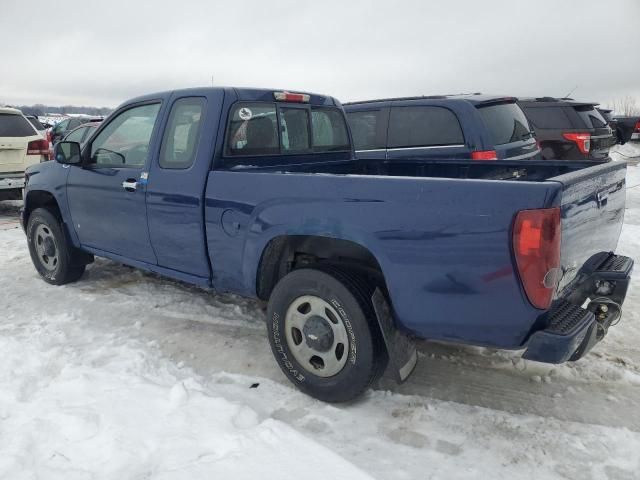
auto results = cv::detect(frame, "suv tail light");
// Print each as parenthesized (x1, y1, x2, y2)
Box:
(27, 138, 50, 156)
(471, 150, 498, 160)
(273, 91, 310, 103)
(562, 133, 591, 154)
(512, 207, 561, 309)
(634, 121, 640, 133)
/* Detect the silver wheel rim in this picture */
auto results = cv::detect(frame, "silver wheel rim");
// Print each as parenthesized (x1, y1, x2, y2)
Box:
(284, 295, 350, 378)
(34, 224, 59, 271)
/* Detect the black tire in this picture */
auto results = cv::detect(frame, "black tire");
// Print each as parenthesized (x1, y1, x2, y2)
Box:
(27, 207, 86, 285)
(266, 266, 388, 402)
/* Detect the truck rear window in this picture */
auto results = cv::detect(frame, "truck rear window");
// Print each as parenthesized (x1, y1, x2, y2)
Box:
(477, 103, 531, 145)
(226, 103, 350, 156)
(0, 113, 37, 137)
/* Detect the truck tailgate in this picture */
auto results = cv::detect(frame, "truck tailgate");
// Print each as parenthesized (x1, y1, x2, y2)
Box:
(552, 161, 627, 295)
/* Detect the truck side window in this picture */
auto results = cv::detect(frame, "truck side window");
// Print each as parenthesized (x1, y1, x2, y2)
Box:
(159, 97, 206, 169)
(388, 106, 464, 148)
(226, 104, 278, 156)
(346, 110, 385, 150)
(89, 103, 161, 168)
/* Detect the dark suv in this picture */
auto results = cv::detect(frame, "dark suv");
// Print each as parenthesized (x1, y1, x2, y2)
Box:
(344, 95, 539, 162)
(518, 98, 616, 161)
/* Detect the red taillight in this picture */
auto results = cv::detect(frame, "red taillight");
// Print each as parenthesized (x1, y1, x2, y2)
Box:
(512, 207, 561, 309)
(562, 132, 591, 154)
(27, 138, 50, 156)
(634, 121, 640, 133)
(471, 150, 498, 161)
(273, 91, 310, 103)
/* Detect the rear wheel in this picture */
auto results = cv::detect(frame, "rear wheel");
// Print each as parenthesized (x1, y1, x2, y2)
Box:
(266, 266, 387, 402)
(27, 208, 86, 285)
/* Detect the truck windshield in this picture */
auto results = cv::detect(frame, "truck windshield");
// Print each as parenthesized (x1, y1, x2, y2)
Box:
(477, 102, 532, 145)
(226, 103, 350, 156)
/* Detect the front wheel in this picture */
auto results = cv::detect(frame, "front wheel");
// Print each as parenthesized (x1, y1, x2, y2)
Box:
(266, 266, 387, 402)
(27, 208, 86, 285)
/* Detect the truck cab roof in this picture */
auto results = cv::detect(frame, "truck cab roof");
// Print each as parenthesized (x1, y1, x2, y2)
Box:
(122, 87, 340, 108)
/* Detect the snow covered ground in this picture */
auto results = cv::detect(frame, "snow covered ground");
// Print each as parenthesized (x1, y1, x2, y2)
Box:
(1, 157, 640, 479)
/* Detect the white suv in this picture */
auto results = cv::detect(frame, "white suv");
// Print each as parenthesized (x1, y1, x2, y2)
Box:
(0, 107, 49, 200)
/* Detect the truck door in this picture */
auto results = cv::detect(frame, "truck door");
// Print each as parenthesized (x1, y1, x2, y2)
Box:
(145, 93, 220, 279)
(66, 102, 162, 264)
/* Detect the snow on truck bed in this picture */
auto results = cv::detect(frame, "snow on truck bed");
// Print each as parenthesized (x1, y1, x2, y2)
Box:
(1, 164, 640, 479)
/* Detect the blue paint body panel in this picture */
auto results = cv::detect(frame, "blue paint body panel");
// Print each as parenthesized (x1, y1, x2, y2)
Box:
(23, 87, 629, 354)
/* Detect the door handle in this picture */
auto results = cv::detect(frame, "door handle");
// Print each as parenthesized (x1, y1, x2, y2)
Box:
(122, 179, 138, 192)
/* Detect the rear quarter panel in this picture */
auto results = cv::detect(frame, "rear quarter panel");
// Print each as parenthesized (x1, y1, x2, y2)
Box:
(205, 171, 562, 348)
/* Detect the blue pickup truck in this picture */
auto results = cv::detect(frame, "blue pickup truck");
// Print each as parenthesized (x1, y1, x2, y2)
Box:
(22, 87, 633, 402)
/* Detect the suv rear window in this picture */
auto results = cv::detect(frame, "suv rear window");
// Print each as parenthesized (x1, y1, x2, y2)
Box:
(388, 106, 464, 148)
(226, 103, 350, 156)
(477, 102, 531, 145)
(575, 105, 608, 129)
(0, 113, 37, 137)
(519, 105, 573, 129)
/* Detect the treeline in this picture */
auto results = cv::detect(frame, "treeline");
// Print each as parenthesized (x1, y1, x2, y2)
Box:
(8, 104, 113, 117)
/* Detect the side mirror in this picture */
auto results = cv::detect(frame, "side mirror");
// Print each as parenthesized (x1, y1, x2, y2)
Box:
(54, 141, 82, 165)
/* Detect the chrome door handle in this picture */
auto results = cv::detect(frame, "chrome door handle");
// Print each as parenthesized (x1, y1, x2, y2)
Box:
(122, 180, 138, 191)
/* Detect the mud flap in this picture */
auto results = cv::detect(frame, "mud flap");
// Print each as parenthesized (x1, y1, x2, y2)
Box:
(371, 288, 418, 383)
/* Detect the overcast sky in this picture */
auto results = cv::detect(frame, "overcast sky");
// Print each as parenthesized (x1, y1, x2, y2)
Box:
(1, 0, 639, 109)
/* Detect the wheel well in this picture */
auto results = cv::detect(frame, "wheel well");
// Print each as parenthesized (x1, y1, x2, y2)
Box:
(25, 190, 61, 224)
(256, 235, 385, 300)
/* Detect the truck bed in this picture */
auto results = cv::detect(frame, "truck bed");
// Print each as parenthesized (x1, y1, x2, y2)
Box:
(207, 159, 627, 349)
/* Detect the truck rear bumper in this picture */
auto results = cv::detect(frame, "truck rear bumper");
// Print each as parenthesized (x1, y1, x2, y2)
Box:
(523, 254, 633, 363)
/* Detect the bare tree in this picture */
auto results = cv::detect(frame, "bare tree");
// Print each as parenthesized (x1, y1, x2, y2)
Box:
(608, 96, 640, 116)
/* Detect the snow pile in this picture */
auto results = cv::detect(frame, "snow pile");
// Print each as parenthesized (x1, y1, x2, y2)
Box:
(610, 141, 640, 162)
(0, 312, 372, 480)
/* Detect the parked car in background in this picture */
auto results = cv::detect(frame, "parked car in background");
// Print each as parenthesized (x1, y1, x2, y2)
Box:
(344, 95, 539, 162)
(518, 98, 616, 161)
(0, 107, 49, 200)
(62, 121, 101, 147)
(50, 116, 103, 145)
(25, 115, 47, 137)
(22, 87, 633, 402)
(613, 115, 640, 142)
